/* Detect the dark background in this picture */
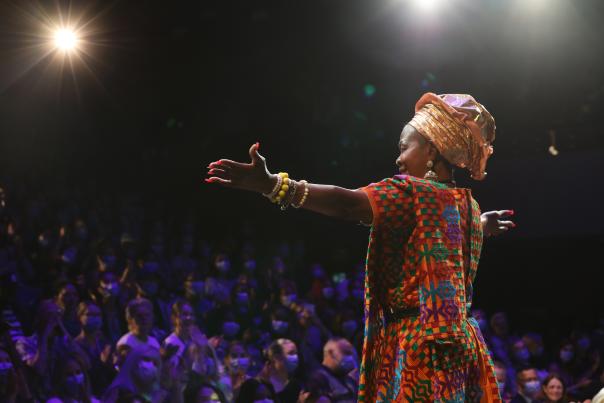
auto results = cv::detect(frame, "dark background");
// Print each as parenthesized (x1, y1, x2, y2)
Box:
(0, 0, 602, 331)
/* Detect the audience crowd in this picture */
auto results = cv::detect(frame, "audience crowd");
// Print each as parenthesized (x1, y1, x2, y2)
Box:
(0, 185, 602, 402)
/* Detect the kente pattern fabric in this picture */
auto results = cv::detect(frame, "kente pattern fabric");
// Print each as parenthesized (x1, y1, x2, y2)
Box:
(358, 175, 501, 402)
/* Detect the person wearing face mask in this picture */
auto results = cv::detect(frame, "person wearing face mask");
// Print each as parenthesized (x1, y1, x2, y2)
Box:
(15, 299, 88, 400)
(336, 309, 362, 355)
(220, 342, 252, 402)
(258, 339, 302, 403)
(523, 332, 549, 370)
(511, 367, 541, 403)
(269, 307, 295, 340)
(278, 280, 299, 310)
(205, 253, 235, 305)
(117, 298, 160, 352)
(90, 271, 125, 344)
(548, 341, 577, 392)
(311, 338, 357, 403)
(47, 353, 100, 403)
(104, 346, 167, 403)
(75, 301, 114, 396)
(163, 300, 219, 383)
(134, 271, 170, 338)
(511, 338, 531, 368)
(184, 271, 213, 329)
(55, 281, 81, 338)
(290, 305, 332, 372)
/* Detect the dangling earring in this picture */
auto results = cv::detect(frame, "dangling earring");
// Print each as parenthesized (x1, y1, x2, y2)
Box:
(424, 160, 439, 181)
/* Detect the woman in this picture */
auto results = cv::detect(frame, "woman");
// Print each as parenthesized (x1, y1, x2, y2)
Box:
(205, 92, 514, 401)
(47, 352, 99, 403)
(163, 300, 218, 381)
(541, 374, 568, 403)
(103, 346, 166, 403)
(259, 339, 303, 403)
(74, 301, 114, 396)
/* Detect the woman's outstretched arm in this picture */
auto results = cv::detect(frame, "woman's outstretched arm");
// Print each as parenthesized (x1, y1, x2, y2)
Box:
(205, 143, 372, 224)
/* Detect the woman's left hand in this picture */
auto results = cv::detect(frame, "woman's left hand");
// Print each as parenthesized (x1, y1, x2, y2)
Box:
(481, 210, 515, 237)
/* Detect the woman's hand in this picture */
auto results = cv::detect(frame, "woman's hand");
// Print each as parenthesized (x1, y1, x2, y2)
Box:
(205, 142, 275, 194)
(481, 210, 515, 237)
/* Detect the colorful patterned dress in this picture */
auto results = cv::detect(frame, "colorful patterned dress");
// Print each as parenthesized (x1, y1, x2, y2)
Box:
(358, 175, 501, 402)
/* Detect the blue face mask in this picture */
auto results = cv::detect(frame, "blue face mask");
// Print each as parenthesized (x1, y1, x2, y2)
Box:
(560, 350, 574, 363)
(281, 294, 297, 307)
(514, 348, 530, 362)
(83, 317, 102, 332)
(62, 248, 77, 265)
(102, 255, 117, 268)
(351, 289, 364, 300)
(338, 355, 356, 374)
(223, 322, 240, 337)
(236, 292, 250, 305)
(143, 262, 160, 273)
(322, 287, 335, 299)
(523, 380, 541, 397)
(216, 260, 231, 273)
(0, 362, 13, 375)
(244, 259, 256, 271)
(285, 354, 299, 373)
(142, 282, 159, 296)
(272, 320, 289, 334)
(477, 319, 487, 331)
(100, 282, 119, 298)
(190, 281, 205, 295)
(230, 357, 250, 371)
(577, 337, 591, 350)
(65, 373, 85, 396)
(342, 320, 358, 337)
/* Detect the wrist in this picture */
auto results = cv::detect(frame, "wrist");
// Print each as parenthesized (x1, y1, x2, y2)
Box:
(261, 174, 279, 194)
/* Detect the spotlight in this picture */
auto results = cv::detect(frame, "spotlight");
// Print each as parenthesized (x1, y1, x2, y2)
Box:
(53, 28, 78, 52)
(412, 0, 440, 13)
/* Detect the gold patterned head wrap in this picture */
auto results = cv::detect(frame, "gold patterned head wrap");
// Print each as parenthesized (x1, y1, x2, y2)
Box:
(408, 92, 496, 180)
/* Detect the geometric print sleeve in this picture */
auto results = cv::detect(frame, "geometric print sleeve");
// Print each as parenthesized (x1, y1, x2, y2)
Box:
(360, 176, 414, 229)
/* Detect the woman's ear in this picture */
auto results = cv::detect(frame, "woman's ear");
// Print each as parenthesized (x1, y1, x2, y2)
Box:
(427, 143, 439, 160)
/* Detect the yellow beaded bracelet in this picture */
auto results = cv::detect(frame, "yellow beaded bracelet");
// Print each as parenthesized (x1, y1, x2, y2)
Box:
(273, 172, 290, 203)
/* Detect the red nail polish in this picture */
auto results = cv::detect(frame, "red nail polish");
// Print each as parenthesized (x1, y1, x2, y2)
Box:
(256, 142, 260, 149)
(512, 223, 516, 227)
(510, 210, 515, 215)
(204, 178, 213, 183)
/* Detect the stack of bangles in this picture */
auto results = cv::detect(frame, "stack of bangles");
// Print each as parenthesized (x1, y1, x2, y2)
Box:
(262, 172, 310, 211)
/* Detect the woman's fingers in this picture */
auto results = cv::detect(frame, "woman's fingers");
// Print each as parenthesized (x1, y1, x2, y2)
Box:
(497, 210, 514, 217)
(209, 159, 247, 170)
(207, 168, 229, 178)
(205, 177, 232, 186)
(497, 220, 516, 228)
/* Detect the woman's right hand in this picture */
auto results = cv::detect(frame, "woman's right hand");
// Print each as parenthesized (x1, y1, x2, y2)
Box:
(205, 142, 276, 194)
